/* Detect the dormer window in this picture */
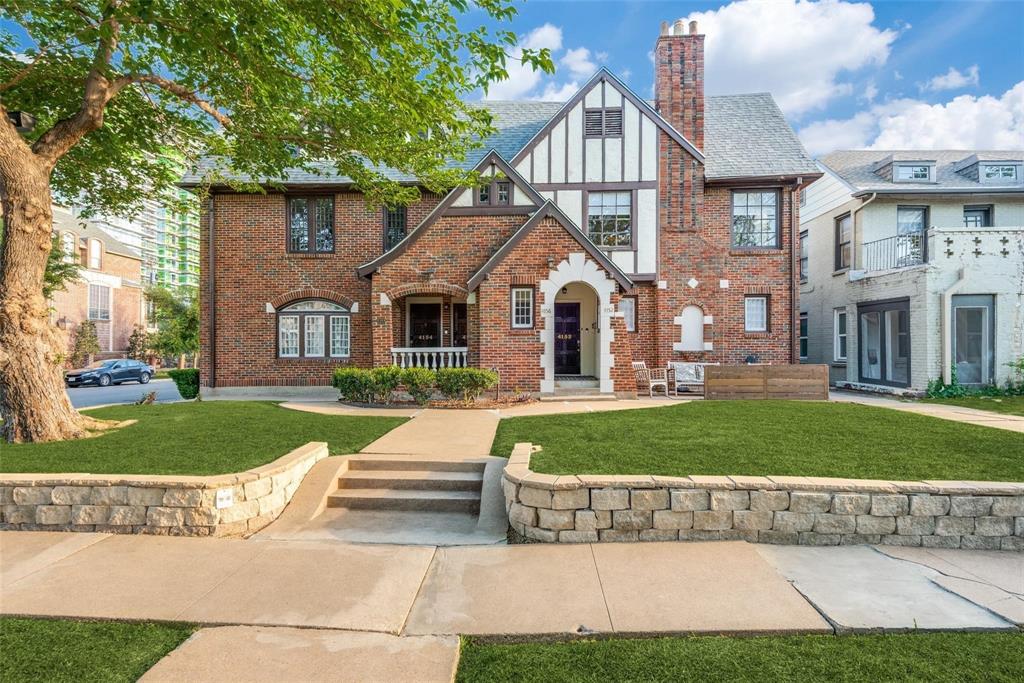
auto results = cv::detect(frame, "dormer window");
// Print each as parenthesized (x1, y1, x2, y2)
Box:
(88, 238, 102, 269)
(895, 165, 931, 181)
(982, 165, 1017, 181)
(584, 108, 623, 137)
(476, 179, 511, 206)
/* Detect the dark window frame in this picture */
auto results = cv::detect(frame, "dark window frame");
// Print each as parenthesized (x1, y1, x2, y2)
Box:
(584, 189, 636, 251)
(286, 194, 336, 254)
(584, 107, 624, 138)
(475, 179, 512, 207)
(799, 229, 809, 282)
(856, 297, 911, 388)
(730, 189, 781, 249)
(963, 205, 993, 228)
(383, 205, 408, 252)
(799, 312, 808, 360)
(510, 286, 535, 330)
(834, 212, 852, 271)
(896, 204, 930, 263)
(744, 295, 770, 333)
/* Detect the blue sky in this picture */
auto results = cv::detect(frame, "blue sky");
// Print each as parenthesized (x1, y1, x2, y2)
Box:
(472, 0, 1024, 156)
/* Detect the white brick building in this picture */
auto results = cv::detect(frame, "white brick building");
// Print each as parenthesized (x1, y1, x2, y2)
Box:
(799, 151, 1024, 394)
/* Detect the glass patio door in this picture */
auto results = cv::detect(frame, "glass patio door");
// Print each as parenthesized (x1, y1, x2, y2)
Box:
(858, 299, 911, 387)
(952, 295, 994, 386)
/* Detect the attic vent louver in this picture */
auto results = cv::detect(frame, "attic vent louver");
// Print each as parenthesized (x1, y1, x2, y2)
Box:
(604, 109, 623, 136)
(584, 110, 604, 136)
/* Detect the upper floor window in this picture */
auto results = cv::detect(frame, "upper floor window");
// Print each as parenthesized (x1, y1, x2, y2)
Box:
(799, 230, 809, 282)
(476, 179, 511, 206)
(277, 300, 349, 358)
(834, 214, 851, 271)
(584, 108, 623, 137)
(288, 196, 334, 253)
(982, 164, 1018, 181)
(383, 206, 407, 251)
(88, 284, 110, 321)
(587, 191, 632, 248)
(963, 206, 992, 228)
(895, 164, 932, 181)
(88, 238, 102, 269)
(61, 232, 76, 264)
(731, 190, 779, 248)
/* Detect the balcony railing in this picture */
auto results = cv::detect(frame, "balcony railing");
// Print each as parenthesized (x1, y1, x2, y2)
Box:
(861, 231, 927, 272)
(391, 346, 468, 369)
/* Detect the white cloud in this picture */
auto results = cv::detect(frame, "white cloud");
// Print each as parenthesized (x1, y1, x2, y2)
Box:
(682, 0, 898, 116)
(920, 65, 980, 92)
(620, 68, 633, 83)
(560, 47, 597, 79)
(484, 23, 563, 100)
(863, 81, 879, 103)
(535, 81, 581, 102)
(799, 81, 1024, 156)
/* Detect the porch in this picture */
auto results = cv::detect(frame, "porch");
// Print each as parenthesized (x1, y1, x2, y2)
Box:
(383, 288, 472, 369)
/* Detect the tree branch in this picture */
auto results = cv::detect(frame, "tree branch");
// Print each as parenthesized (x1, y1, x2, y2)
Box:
(122, 75, 232, 128)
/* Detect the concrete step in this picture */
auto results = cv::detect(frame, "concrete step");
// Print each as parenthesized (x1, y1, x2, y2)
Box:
(327, 488, 481, 513)
(346, 457, 485, 473)
(337, 469, 484, 492)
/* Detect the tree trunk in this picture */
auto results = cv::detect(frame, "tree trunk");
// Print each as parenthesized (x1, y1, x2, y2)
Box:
(177, 354, 186, 369)
(0, 150, 90, 442)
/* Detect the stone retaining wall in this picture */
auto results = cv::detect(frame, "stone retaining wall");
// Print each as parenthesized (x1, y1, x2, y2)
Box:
(503, 444, 1024, 551)
(0, 442, 327, 537)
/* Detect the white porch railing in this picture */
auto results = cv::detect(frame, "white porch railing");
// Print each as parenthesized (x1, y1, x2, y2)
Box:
(391, 347, 468, 369)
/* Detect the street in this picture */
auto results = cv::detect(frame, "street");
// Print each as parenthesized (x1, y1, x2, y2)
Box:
(66, 378, 183, 409)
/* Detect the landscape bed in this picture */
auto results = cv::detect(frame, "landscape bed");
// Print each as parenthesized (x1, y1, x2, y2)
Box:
(492, 401, 1024, 481)
(0, 401, 407, 476)
(456, 632, 1024, 683)
(923, 395, 1024, 417)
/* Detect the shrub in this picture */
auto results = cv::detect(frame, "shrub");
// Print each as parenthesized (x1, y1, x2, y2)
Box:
(167, 368, 200, 399)
(126, 325, 150, 361)
(370, 365, 403, 404)
(69, 320, 100, 367)
(402, 367, 436, 405)
(333, 368, 374, 403)
(435, 367, 498, 403)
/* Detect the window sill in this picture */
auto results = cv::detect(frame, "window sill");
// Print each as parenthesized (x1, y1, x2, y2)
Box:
(832, 268, 849, 277)
(597, 245, 634, 252)
(744, 331, 772, 338)
(508, 328, 536, 335)
(276, 357, 351, 362)
(831, 361, 847, 367)
(286, 252, 336, 259)
(730, 248, 783, 256)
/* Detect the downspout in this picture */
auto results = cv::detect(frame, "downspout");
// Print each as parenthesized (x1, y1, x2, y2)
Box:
(941, 268, 967, 385)
(207, 195, 216, 389)
(790, 178, 800, 363)
(850, 192, 877, 270)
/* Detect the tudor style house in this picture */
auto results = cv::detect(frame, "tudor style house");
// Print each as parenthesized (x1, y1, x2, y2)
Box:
(184, 20, 819, 397)
(800, 150, 1024, 394)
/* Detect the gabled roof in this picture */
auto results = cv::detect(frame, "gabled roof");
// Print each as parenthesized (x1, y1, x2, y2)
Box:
(356, 150, 539, 277)
(51, 206, 142, 261)
(820, 149, 1024, 194)
(511, 68, 705, 166)
(466, 201, 633, 291)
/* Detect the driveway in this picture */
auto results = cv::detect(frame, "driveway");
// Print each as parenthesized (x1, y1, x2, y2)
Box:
(67, 378, 182, 408)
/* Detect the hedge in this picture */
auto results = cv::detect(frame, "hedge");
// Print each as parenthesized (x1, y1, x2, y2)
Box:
(331, 366, 498, 404)
(167, 368, 200, 399)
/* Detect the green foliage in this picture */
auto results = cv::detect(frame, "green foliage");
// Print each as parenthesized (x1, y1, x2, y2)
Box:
(370, 365, 403, 405)
(435, 368, 499, 403)
(166, 368, 199, 399)
(927, 359, 1024, 398)
(333, 368, 375, 403)
(145, 287, 199, 361)
(69, 320, 100, 367)
(402, 367, 437, 405)
(43, 233, 81, 298)
(1, 1, 554, 218)
(125, 325, 149, 361)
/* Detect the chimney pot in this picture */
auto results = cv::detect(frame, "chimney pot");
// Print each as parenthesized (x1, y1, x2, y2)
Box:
(689, 20, 699, 35)
(660, 21, 669, 37)
(673, 19, 686, 36)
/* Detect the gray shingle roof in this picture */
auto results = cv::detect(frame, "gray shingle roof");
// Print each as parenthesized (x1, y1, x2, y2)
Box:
(820, 150, 1024, 193)
(51, 207, 142, 260)
(181, 92, 816, 186)
(704, 93, 819, 180)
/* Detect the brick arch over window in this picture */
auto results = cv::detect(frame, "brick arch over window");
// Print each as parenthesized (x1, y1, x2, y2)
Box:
(270, 288, 354, 311)
(385, 282, 469, 300)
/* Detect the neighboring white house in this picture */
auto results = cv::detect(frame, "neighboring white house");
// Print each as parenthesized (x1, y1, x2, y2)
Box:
(799, 150, 1024, 394)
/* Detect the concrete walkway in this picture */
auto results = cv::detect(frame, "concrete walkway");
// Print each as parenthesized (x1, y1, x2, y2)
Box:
(3, 532, 1020, 681)
(830, 390, 1024, 433)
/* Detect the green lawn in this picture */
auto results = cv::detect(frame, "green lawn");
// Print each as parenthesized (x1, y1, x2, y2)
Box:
(923, 395, 1024, 417)
(457, 632, 1024, 683)
(0, 401, 406, 476)
(491, 401, 1024, 481)
(0, 618, 194, 683)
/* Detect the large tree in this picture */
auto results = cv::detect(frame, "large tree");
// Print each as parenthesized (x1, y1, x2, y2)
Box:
(0, 0, 551, 442)
(146, 286, 198, 369)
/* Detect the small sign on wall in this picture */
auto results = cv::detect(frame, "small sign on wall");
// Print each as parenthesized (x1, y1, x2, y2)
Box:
(215, 488, 234, 509)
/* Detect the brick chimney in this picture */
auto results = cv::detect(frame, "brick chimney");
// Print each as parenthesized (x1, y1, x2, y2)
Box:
(654, 19, 704, 151)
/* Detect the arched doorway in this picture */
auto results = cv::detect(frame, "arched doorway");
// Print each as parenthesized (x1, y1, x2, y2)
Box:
(553, 282, 600, 377)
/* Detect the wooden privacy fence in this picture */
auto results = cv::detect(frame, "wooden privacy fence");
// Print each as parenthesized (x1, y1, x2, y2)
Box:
(704, 364, 829, 400)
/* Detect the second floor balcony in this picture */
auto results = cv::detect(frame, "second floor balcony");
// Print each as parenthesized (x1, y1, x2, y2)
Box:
(861, 231, 928, 271)
(857, 224, 1023, 276)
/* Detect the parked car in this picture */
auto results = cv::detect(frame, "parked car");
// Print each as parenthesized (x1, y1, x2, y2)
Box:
(65, 359, 155, 387)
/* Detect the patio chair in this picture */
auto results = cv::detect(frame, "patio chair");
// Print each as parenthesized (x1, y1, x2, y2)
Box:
(668, 361, 718, 396)
(632, 361, 668, 397)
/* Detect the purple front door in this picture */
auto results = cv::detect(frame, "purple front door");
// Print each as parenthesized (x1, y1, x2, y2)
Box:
(554, 302, 581, 375)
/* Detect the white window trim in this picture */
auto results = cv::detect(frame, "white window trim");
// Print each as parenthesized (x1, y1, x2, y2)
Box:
(620, 297, 636, 333)
(88, 238, 103, 270)
(894, 163, 934, 182)
(511, 287, 534, 329)
(87, 283, 111, 321)
(304, 315, 325, 357)
(744, 296, 768, 333)
(329, 315, 350, 358)
(278, 315, 300, 358)
(833, 308, 848, 362)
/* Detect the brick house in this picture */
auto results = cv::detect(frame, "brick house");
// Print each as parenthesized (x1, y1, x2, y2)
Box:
(48, 205, 146, 359)
(184, 20, 819, 397)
